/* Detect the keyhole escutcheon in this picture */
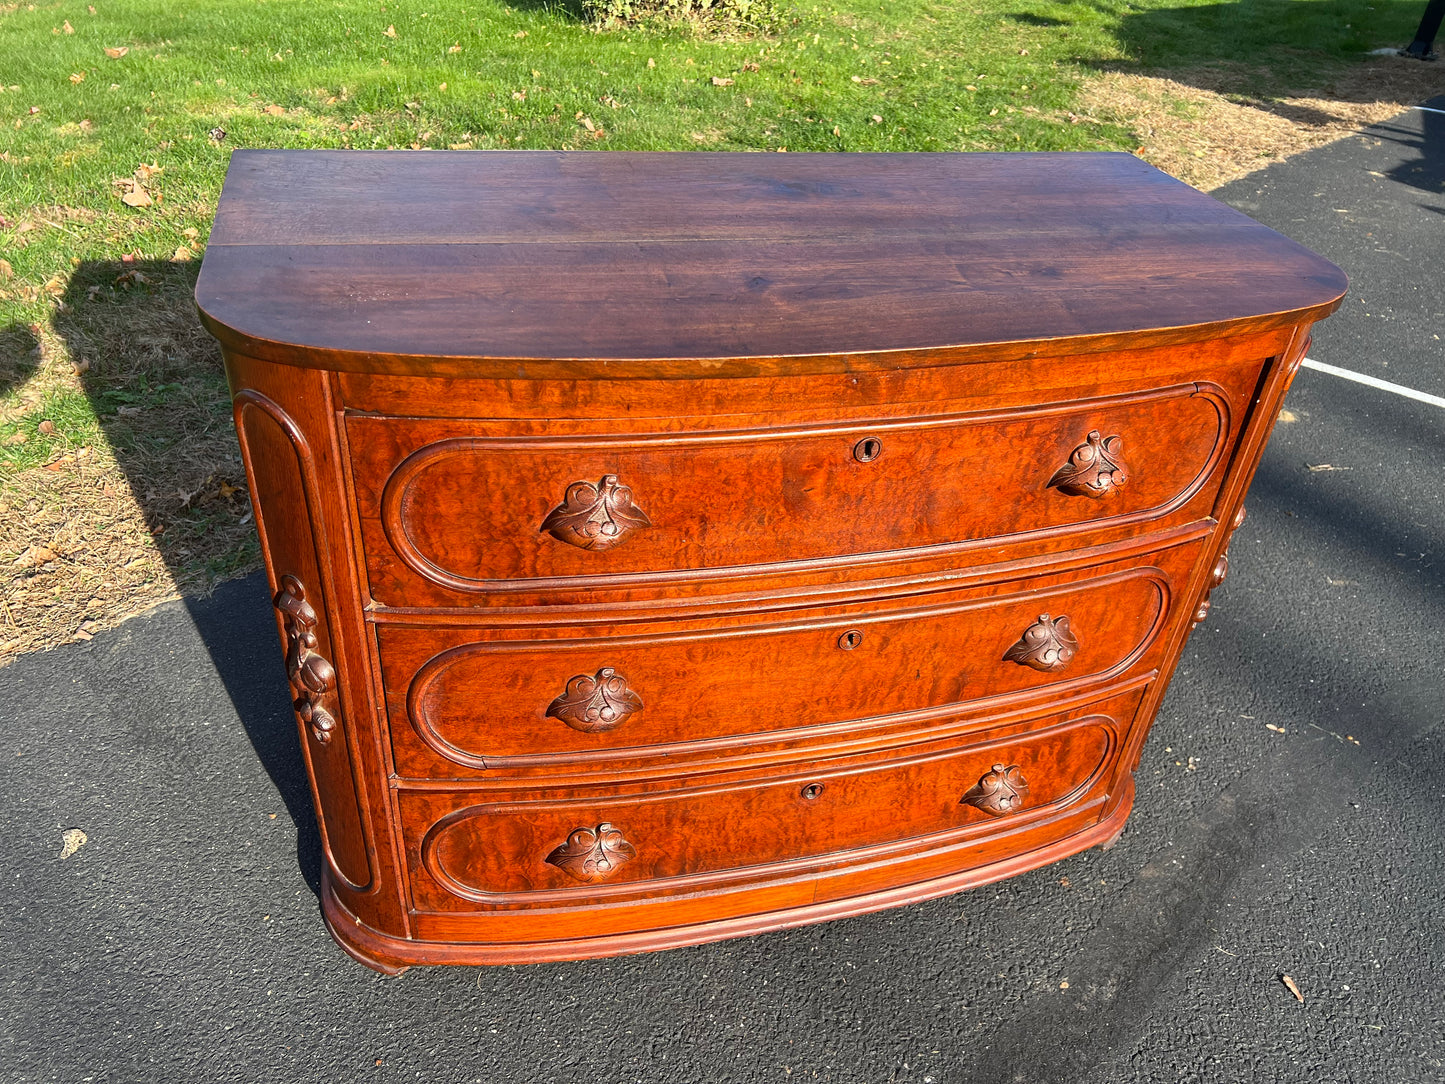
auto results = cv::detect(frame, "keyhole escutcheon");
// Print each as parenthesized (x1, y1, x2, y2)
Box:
(853, 437, 883, 463)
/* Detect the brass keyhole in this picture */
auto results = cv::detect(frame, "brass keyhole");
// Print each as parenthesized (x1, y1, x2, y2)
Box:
(853, 436, 883, 463)
(837, 629, 864, 651)
(801, 782, 825, 800)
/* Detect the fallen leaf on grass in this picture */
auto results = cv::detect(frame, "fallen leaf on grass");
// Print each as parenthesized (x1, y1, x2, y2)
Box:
(0, 258, 11, 280)
(711, 76, 734, 87)
(114, 269, 150, 288)
(173, 246, 192, 261)
(208, 127, 226, 143)
(70, 72, 85, 84)
(263, 104, 285, 116)
(63, 20, 75, 33)
(383, 24, 397, 38)
(60, 828, 88, 859)
(448, 43, 462, 53)
(114, 168, 157, 208)
(1281, 974, 1304, 1003)
(37, 419, 55, 435)
(104, 46, 128, 59)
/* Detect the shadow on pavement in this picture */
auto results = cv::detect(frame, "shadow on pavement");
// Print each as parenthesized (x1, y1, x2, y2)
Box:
(1385, 93, 1445, 195)
(53, 260, 318, 893)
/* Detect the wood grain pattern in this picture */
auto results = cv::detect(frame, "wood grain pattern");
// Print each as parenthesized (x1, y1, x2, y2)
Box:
(199, 150, 1346, 970)
(351, 382, 1230, 602)
(380, 541, 1193, 782)
(405, 706, 1123, 910)
(196, 151, 1346, 376)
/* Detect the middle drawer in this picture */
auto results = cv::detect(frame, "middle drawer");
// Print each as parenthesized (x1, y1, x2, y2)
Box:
(378, 535, 1202, 782)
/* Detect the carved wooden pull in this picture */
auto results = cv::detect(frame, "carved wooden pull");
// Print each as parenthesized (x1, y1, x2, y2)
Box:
(962, 764, 1030, 817)
(545, 667, 643, 733)
(273, 574, 339, 744)
(540, 474, 652, 551)
(1049, 430, 1128, 498)
(1004, 613, 1079, 672)
(546, 823, 637, 882)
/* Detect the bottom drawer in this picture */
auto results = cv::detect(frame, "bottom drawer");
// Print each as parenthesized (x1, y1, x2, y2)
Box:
(398, 683, 1146, 938)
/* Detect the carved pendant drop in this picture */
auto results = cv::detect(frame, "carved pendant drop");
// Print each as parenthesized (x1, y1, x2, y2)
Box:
(1194, 504, 1246, 626)
(540, 474, 652, 551)
(274, 574, 339, 744)
(546, 668, 644, 733)
(545, 823, 637, 882)
(962, 764, 1030, 817)
(1004, 613, 1079, 672)
(1049, 430, 1128, 498)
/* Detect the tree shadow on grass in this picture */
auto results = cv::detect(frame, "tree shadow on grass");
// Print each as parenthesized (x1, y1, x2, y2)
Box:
(1057, 0, 1445, 127)
(0, 322, 42, 405)
(1097, 0, 1428, 87)
(55, 259, 320, 895)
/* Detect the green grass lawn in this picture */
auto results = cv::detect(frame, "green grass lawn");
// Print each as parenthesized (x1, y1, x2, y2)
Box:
(0, 0, 1425, 656)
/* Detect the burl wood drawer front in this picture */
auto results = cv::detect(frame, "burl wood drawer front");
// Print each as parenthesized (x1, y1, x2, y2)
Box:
(379, 539, 1199, 781)
(347, 382, 1230, 605)
(399, 687, 1141, 921)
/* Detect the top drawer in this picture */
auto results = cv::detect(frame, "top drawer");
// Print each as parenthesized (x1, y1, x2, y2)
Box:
(347, 382, 1234, 607)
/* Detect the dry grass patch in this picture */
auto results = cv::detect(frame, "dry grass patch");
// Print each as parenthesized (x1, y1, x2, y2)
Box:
(0, 259, 256, 665)
(1080, 57, 1445, 191)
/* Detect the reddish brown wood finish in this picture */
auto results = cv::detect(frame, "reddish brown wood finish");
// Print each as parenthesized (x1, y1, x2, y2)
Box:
(200, 150, 1345, 972)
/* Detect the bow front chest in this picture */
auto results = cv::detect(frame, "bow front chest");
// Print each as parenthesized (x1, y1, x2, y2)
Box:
(196, 150, 1345, 971)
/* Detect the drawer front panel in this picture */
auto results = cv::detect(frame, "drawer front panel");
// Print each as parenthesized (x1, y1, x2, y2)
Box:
(349, 383, 1229, 602)
(381, 540, 1198, 780)
(400, 690, 1139, 913)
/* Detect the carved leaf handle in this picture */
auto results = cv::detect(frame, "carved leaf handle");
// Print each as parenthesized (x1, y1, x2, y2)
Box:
(545, 823, 637, 882)
(1004, 613, 1079, 673)
(1048, 430, 1128, 498)
(273, 574, 339, 744)
(545, 667, 643, 733)
(962, 764, 1030, 817)
(540, 474, 652, 551)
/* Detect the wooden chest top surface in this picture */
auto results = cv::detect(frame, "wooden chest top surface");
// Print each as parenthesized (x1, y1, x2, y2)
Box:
(195, 150, 1346, 376)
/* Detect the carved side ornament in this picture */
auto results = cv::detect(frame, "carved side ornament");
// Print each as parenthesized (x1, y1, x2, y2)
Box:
(1004, 613, 1079, 672)
(274, 574, 339, 744)
(1049, 430, 1128, 498)
(1194, 505, 1247, 626)
(545, 668, 643, 733)
(546, 823, 637, 882)
(540, 474, 652, 551)
(962, 764, 1030, 817)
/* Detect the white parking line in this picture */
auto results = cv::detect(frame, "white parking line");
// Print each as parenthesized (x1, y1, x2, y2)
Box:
(1412, 105, 1445, 116)
(1302, 358, 1445, 410)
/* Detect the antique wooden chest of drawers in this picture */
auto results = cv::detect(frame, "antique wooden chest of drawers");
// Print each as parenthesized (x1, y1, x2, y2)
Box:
(196, 150, 1345, 971)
